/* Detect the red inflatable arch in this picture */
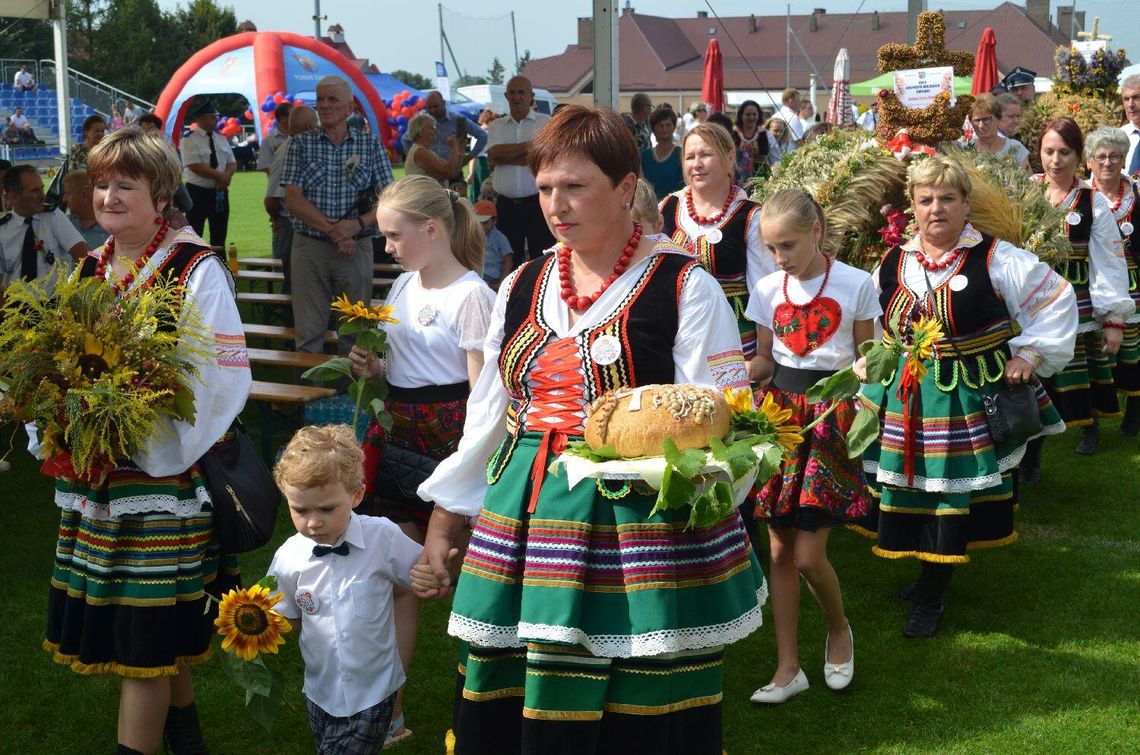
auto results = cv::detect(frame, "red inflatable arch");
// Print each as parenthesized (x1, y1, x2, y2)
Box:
(155, 31, 391, 146)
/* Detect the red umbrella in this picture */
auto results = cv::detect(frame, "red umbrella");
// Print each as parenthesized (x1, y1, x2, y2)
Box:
(971, 28, 998, 95)
(702, 38, 725, 114)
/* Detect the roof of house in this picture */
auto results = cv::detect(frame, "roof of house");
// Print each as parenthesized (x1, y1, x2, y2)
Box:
(524, 4, 1067, 95)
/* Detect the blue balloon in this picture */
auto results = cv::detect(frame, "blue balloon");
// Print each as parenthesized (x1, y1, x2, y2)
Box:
(406, 95, 419, 106)
(387, 116, 397, 126)
(396, 115, 408, 126)
(261, 102, 275, 113)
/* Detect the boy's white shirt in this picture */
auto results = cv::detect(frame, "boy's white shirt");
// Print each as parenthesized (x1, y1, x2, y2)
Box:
(268, 512, 423, 717)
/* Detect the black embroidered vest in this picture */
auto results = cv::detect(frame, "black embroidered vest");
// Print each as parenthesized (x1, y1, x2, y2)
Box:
(498, 252, 699, 427)
(878, 233, 1015, 390)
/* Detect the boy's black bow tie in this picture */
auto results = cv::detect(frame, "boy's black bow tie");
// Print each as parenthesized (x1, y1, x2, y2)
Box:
(312, 542, 350, 557)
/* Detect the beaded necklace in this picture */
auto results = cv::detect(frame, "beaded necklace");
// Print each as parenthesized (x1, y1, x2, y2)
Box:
(558, 222, 643, 311)
(95, 220, 170, 293)
(685, 185, 735, 226)
(782, 254, 832, 306)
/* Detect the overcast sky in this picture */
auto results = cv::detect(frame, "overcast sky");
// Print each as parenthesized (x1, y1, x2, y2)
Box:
(157, 0, 1139, 80)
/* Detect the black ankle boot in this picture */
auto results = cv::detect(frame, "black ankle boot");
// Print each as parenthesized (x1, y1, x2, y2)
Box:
(1076, 424, 1100, 455)
(163, 703, 210, 755)
(903, 563, 953, 638)
(898, 580, 919, 601)
(1019, 438, 1044, 485)
(117, 746, 145, 755)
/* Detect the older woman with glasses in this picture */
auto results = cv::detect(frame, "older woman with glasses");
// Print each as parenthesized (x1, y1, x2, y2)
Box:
(966, 94, 1029, 167)
(1085, 126, 1140, 435)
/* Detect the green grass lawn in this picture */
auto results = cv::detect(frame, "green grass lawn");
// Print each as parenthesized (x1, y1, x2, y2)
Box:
(2, 172, 1138, 752)
(3, 423, 1137, 754)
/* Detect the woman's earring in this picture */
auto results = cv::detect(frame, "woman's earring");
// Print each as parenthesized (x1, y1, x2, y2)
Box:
(623, 200, 631, 210)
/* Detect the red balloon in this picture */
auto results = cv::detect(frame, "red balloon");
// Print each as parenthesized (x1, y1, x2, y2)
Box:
(294, 99, 304, 106)
(244, 109, 253, 120)
(273, 93, 285, 103)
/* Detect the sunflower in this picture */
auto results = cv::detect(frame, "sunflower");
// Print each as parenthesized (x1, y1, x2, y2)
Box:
(76, 332, 122, 382)
(723, 387, 755, 415)
(214, 585, 291, 661)
(330, 293, 398, 325)
(758, 393, 804, 453)
(910, 314, 944, 362)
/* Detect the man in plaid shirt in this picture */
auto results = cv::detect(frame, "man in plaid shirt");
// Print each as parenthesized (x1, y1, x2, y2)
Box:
(283, 75, 393, 353)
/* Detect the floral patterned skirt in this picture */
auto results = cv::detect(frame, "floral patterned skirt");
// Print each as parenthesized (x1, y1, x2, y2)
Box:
(753, 387, 872, 530)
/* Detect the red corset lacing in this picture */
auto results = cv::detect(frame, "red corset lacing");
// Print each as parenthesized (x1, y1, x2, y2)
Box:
(524, 337, 586, 513)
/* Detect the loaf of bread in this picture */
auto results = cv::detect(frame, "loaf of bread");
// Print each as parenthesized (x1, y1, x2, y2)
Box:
(584, 384, 731, 458)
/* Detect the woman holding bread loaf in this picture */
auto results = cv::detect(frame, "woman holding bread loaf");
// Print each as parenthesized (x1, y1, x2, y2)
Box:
(659, 121, 773, 360)
(856, 155, 1076, 638)
(746, 189, 881, 703)
(411, 105, 768, 755)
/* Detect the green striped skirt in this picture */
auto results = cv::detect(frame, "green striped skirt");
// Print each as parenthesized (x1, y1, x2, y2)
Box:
(45, 465, 240, 678)
(1047, 330, 1122, 424)
(448, 432, 766, 751)
(857, 355, 1064, 563)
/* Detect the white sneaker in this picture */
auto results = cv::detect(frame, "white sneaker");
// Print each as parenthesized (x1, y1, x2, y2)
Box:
(824, 625, 854, 691)
(750, 668, 809, 704)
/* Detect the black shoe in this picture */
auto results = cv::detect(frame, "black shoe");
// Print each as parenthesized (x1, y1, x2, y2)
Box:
(1019, 438, 1044, 484)
(1075, 425, 1099, 455)
(898, 580, 919, 601)
(1121, 408, 1140, 437)
(903, 601, 944, 638)
(163, 703, 210, 755)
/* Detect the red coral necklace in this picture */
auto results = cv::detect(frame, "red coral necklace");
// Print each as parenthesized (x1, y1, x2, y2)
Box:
(782, 253, 832, 306)
(1090, 176, 1127, 212)
(685, 186, 735, 226)
(558, 222, 642, 311)
(95, 220, 170, 293)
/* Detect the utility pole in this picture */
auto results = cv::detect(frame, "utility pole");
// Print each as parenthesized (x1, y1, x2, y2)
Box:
(312, 0, 325, 39)
(439, 4, 445, 67)
(785, 5, 791, 88)
(511, 11, 520, 75)
(51, 0, 71, 153)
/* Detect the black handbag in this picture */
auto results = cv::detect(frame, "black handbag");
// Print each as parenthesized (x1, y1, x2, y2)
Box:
(198, 421, 281, 554)
(921, 269, 1042, 446)
(376, 444, 439, 500)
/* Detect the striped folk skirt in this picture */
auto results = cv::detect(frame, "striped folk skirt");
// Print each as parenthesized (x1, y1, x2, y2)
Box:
(44, 465, 240, 678)
(1047, 330, 1126, 425)
(856, 357, 1065, 564)
(447, 432, 767, 754)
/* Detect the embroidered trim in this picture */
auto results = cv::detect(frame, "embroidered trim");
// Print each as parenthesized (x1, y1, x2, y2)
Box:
(55, 486, 210, 520)
(447, 584, 768, 658)
(214, 332, 249, 368)
(707, 349, 749, 391)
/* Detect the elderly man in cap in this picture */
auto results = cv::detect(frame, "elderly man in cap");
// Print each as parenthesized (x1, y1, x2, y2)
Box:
(401, 90, 487, 194)
(1000, 67, 1037, 103)
(473, 199, 513, 290)
(282, 75, 393, 354)
(180, 98, 236, 249)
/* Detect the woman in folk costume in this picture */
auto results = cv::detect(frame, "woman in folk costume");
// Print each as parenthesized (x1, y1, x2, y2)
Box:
(659, 121, 774, 361)
(1022, 118, 1133, 473)
(1084, 126, 1140, 437)
(856, 155, 1076, 638)
(43, 129, 250, 753)
(411, 106, 767, 755)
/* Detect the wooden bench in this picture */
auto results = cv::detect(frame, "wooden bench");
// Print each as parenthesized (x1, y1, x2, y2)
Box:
(248, 379, 338, 458)
(237, 270, 395, 289)
(243, 323, 338, 344)
(247, 347, 336, 369)
(241, 257, 404, 276)
(237, 292, 387, 307)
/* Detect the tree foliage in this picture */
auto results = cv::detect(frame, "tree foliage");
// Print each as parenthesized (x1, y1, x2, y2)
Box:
(487, 57, 504, 85)
(516, 49, 532, 75)
(390, 69, 433, 91)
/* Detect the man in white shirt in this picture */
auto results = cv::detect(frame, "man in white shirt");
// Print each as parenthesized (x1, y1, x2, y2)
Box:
(777, 87, 806, 145)
(487, 76, 554, 263)
(257, 101, 292, 174)
(857, 101, 879, 132)
(265, 105, 317, 294)
(1, 165, 88, 286)
(13, 66, 34, 92)
(122, 101, 139, 126)
(1121, 75, 1140, 176)
(179, 99, 236, 249)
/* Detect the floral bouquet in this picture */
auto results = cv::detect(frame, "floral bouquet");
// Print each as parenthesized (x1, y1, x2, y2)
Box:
(0, 264, 210, 481)
(1053, 45, 1128, 98)
(214, 577, 293, 729)
(302, 294, 397, 431)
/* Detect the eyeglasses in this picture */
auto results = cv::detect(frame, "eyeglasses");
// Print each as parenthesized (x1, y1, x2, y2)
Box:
(1092, 154, 1123, 165)
(971, 116, 994, 127)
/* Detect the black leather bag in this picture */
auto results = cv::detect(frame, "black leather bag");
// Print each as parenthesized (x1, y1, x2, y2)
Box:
(921, 269, 1041, 447)
(199, 422, 281, 554)
(982, 383, 1043, 445)
(376, 445, 439, 500)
